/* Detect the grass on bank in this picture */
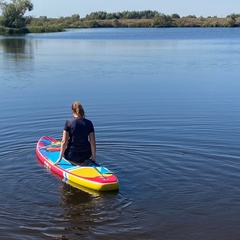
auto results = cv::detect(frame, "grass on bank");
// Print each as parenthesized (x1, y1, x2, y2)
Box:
(1, 15, 240, 35)
(0, 25, 64, 35)
(28, 16, 240, 28)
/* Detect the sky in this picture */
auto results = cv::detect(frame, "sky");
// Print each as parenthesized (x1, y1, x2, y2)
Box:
(21, 0, 240, 18)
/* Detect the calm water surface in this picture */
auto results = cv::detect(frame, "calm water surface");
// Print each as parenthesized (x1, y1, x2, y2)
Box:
(0, 28, 240, 239)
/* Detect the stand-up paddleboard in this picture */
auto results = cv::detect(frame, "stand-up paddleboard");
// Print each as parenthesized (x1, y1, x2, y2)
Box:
(36, 136, 119, 191)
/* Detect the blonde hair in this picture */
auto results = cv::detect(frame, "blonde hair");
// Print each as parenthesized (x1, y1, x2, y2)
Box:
(72, 101, 85, 119)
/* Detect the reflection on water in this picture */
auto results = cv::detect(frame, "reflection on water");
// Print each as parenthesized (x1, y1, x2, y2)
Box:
(0, 38, 33, 60)
(57, 181, 124, 239)
(59, 182, 98, 234)
(60, 182, 95, 205)
(0, 38, 35, 93)
(36, 156, 125, 239)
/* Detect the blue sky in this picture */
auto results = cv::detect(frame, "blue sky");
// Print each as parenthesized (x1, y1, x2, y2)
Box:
(27, 0, 240, 18)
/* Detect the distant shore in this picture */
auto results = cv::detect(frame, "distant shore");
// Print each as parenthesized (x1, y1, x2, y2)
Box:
(1, 11, 240, 35)
(28, 15, 240, 30)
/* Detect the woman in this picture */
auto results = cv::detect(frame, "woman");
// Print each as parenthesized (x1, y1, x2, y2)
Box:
(55, 101, 96, 165)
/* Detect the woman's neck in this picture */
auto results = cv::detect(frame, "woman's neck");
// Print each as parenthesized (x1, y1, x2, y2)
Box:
(73, 113, 83, 119)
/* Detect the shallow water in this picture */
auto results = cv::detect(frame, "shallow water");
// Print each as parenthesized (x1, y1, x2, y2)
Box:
(1, 28, 240, 239)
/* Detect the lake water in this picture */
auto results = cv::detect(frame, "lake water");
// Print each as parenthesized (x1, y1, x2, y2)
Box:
(1, 28, 240, 240)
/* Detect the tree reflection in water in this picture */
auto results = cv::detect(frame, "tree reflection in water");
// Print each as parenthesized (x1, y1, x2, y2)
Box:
(0, 38, 33, 60)
(0, 38, 34, 89)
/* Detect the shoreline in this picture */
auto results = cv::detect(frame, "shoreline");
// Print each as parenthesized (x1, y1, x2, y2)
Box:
(1, 16, 240, 35)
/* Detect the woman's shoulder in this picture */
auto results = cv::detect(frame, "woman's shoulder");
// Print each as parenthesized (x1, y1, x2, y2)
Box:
(66, 117, 78, 124)
(67, 117, 76, 122)
(84, 118, 93, 124)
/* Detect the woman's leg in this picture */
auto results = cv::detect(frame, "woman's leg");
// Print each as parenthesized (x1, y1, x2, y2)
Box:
(64, 150, 91, 164)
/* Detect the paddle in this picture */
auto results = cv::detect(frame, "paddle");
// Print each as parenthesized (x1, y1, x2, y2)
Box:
(90, 160, 107, 179)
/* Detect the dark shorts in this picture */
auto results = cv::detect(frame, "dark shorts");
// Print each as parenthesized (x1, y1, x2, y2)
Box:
(64, 149, 91, 164)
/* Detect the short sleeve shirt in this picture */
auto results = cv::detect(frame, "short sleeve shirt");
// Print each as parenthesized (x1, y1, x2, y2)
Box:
(64, 117, 94, 152)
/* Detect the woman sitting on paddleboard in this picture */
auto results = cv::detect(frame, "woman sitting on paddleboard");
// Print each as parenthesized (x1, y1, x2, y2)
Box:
(55, 101, 96, 165)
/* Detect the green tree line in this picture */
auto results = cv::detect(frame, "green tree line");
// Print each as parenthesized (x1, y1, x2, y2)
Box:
(85, 10, 159, 20)
(29, 11, 240, 30)
(1, 1, 240, 35)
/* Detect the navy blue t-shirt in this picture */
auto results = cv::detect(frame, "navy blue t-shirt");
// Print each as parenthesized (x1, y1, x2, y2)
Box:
(64, 117, 94, 153)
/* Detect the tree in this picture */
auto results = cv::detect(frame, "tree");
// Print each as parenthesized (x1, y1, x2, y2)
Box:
(171, 13, 180, 19)
(185, 15, 197, 18)
(0, 0, 33, 28)
(227, 15, 236, 27)
(153, 13, 172, 27)
(71, 14, 80, 21)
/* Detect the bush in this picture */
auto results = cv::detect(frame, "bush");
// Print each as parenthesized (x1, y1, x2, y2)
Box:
(0, 26, 29, 35)
(27, 26, 64, 33)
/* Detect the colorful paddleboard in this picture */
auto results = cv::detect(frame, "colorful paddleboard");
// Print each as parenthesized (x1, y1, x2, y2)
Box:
(36, 136, 119, 191)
